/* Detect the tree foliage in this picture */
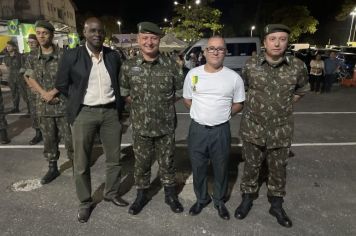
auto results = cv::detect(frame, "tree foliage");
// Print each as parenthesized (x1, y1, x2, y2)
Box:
(271, 5, 319, 42)
(163, 0, 223, 42)
(336, 0, 356, 21)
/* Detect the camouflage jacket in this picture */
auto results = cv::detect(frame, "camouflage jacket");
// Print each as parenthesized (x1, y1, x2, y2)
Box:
(239, 53, 309, 148)
(24, 46, 67, 117)
(120, 53, 184, 137)
(3, 53, 22, 81)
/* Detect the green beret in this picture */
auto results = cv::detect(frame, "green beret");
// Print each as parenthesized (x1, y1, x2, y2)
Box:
(35, 20, 55, 32)
(264, 24, 291, 36)
(7, 40, 17, 47)
(137, 21, 163, 36)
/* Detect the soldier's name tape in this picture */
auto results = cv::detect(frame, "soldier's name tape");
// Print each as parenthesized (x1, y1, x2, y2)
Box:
(2, 142, 356, 149)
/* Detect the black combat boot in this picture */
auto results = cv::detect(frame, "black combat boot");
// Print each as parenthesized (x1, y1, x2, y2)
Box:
(234, 193, 254, 219)
(41, 161, 60, 184)
(128, 189, 149, 215)
(268, 196, 292, 228)
(164, 186, 184, 213)
(0, 129, 10, 144)
(29, 129, 42, 145)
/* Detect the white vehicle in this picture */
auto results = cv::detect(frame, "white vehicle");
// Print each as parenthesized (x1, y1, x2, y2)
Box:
(183, 37, 261, 71)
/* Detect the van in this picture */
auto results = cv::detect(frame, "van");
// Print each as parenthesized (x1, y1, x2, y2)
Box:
(182, 37, 261, 71)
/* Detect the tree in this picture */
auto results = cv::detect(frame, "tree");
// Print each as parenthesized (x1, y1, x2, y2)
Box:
(271, 5, 319, 42)
(336, 0, 356, 21)
(163, 0, 223, 42)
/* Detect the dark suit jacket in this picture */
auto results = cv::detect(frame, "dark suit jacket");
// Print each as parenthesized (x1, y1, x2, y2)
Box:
(55, 46, 123, 124)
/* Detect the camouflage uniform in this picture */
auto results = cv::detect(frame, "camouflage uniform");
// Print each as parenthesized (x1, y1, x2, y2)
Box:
(239, 54, 309, 197)
(3, 53, 29, 111)
(120, 53, 184, 188)
(24, 47, 73, 161)
(21, 50, 40, 129)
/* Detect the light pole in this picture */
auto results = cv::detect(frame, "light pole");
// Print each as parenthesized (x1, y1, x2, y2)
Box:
(250, 25, 255, 37)
(348, 8, 356, 43)
(117, 20, 122, 34)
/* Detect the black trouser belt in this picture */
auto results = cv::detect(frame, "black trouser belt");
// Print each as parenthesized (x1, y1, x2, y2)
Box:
(193, 119, 228, 129)
(82, 102, 115, 109)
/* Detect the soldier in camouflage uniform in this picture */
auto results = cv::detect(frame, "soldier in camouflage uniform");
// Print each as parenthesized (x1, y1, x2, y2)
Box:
(4, 41, 30, 113)
(20, 34, 42, 145)
(234, 24, 309, 228)
(0, 80, 10, 144)
(24, 21, 73, 185)
(120, 22, 184, 215)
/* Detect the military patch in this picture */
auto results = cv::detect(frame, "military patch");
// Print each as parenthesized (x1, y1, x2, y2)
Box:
(130, 66, 142, 75)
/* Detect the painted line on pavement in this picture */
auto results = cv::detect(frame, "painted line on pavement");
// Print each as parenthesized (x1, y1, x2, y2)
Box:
(177, 112, 356, 115)
(1, 142, 356, 149)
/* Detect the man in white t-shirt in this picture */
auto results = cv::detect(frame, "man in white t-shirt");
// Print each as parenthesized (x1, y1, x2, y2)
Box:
(183, 36, 245, 220)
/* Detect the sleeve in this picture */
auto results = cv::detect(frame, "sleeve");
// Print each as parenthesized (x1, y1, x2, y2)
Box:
(233, 74, 246, 103)
(23, 54, 35, 79)
(173, 62, 184, 90)
(294, 61, 310, 96)
(182, 70, 192, 99)
(55, 50, 73, 97)
(119, 62, 130, 97)
(241, 60, 250, 91)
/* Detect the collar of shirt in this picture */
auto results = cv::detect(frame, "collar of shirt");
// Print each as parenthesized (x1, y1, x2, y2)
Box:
(37, 45, 58, 60)
(258, 53, 290, 67)
(135, 52, 164, 66)
(85, 43, 103, 62)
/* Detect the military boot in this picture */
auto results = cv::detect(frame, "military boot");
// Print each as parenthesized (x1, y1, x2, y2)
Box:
(268, 196, 292, 228)
(128, 189, 149, 215)
(164, 186, 184, 213)
(234, 193, 254, 219)
(41, 161, 60, 184)
(29, 129, 42, 145)
(0, 129, 10, 144)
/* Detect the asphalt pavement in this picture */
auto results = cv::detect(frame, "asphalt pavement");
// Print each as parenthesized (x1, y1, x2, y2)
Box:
(0, 84, 356, 236)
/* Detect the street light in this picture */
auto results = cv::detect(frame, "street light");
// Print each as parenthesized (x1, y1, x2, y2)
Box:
(348, 8, 356, 43)
(250, 25, 255, 37)
(117, 20, 122, 34)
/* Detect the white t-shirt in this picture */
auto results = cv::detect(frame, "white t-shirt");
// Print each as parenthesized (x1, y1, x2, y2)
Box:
(183, 65, 245, 126)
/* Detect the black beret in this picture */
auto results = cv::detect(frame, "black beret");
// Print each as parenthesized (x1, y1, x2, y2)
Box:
(28, 34, 37, 41)
(7, 40, 17, 47)
(137, 22, 163, 36)
(35, 20, 55, 32)
(264, 24, 291, 36)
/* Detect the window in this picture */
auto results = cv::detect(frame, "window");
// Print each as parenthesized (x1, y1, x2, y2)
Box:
(226, 43, 257, 57)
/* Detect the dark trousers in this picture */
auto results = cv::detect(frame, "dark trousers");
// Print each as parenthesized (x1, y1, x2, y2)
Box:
(71, 105, 122, 208)
(309, 74, 324, 92)
(323, 74, 337, 92)
(188, 120, 230, 205)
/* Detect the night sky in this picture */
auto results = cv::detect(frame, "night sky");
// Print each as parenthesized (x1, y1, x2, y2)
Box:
(72, 0, 350, 45)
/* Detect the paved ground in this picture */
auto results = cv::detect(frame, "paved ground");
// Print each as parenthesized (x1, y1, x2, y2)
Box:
(1, 84, 356, 236)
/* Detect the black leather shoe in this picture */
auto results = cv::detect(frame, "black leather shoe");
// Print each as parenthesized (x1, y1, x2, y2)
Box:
(269, 207, 293, 228)
(189, 199, 211, 216)
(165, 195, 184, 213)
(104, 196, 129, 207)
(128, 190, 149, 215)
(29, 129, 42, 145)
(214, 203, 230, 220)
(40, 161, 60, 185)
(234, 195, 253, 220)
(77, 207, 92, 223)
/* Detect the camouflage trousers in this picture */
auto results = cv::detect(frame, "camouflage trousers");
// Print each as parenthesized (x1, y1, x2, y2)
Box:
(0, 89, 7, 130)
(240, 141, 288, 197)
(133, 133, 176, 189)
(27, 88, 40, 129)
(8, 75, 29, 111)
(39, 116, 74, 162)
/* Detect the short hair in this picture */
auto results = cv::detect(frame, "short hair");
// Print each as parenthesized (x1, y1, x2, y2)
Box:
(204, 35, 226, 49)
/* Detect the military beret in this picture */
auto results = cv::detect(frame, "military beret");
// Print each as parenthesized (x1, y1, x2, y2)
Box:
(7, 40, 17, 47)
(28, 34, 37, 41)
(137, 21, 163, 36)
(264, 24, 291, 36)
(35, 20, 55, 32)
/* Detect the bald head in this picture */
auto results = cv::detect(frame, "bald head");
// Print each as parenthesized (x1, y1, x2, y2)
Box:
(83, 17, 105, 53)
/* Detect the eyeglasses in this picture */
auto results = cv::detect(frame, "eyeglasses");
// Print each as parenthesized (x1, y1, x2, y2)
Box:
(206, 46, 226, 54)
